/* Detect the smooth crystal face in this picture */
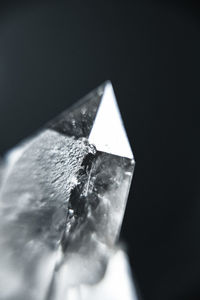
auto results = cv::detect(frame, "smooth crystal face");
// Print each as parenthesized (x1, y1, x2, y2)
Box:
(0, 81, 135, 300)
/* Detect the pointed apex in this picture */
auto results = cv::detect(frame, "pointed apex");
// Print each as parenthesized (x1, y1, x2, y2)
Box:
(89, 82, 133, 159)
(48, 81, 133, 160)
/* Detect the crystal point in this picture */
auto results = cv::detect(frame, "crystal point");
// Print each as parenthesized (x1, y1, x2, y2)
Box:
(0, 82, 135, 300)
(89, 81, 133, 159)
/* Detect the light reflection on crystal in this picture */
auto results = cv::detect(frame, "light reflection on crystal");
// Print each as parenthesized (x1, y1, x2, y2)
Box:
(89, 82, 133, 159)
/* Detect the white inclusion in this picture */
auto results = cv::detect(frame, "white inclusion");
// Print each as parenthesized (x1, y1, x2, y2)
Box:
(89, 82, 133, 159)
(66, 250, 138, 300)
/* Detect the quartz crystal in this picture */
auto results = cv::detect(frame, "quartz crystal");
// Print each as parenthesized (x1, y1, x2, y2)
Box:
(0, 81, 136, 300)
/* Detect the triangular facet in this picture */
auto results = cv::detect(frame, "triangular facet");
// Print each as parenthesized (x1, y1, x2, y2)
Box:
(48, 84, 105, 138)
(89, 82, 133, 159)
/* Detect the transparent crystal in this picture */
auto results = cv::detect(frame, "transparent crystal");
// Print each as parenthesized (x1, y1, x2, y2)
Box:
(0, 81, 135, 300)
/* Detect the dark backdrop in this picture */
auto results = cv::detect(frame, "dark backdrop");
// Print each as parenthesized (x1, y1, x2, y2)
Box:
(0, 1, 199, 299)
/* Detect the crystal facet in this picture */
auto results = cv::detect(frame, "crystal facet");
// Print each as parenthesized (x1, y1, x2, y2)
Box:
(0, 81, 135, 300)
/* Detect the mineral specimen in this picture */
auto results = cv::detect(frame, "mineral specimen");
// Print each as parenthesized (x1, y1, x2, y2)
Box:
(0, 81, 136, 300)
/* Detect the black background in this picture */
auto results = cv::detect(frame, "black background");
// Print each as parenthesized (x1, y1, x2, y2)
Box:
(0, 1, 199, 299)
